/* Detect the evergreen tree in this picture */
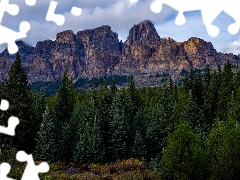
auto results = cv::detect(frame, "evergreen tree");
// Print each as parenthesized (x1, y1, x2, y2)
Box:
(217, 61, 233, 121)
(54, 69, 76, 160)
(128, 74, 142, 113)
(195, 70, 204, 107)
(0, 78, 11, 151)
(6, 52, 33, 153)
(203, 65, 213, 128)
(108, 92, 129, 161)
(120, 89, 135, 157)
(132, 129, 146, 160)
(55, 69, 76, 123)
(208, 69, 220, 125)
(161, 122, 207, 180)
(233, 68, 240, 96)
(133, 109, 146, 136)
(110, 77, 117, 95)
(61, 103, 83, 162)
(146, 86, 175, 160)
(206, 119, 240, 180)
(74, 114, 105, 164)
(181, 91, 207, 136)
(28, 90, 46, 153)
(34, 106, 56, 162)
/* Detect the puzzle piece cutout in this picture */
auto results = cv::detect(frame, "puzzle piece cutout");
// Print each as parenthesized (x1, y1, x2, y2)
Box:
(0, 21, 30, 54)
(0, 100, 19, 136)
(0, 163, 15, 180)
(46, 0, 82, 26)
(0, 0, 36, 54)
(0, 116, 19, 136)
(150, 0, 240, 37)
(16, 151, 49, 180)
(129, 0, 138, 3)
(25, 0, 36, 6)
(0, 99, 9, 111)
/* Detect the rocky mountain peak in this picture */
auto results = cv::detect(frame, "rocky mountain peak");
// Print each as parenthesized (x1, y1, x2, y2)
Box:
(56, 30, 76, 45)
(76, 25, 120, 54)
(125, 19, 160, 46)
(0, 40, 34, 62)
(0, 20, 239, 84)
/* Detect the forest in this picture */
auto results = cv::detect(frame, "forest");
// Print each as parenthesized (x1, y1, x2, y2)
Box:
(1, 52, 240, 179)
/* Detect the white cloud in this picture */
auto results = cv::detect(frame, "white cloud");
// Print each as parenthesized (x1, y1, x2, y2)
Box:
(222, 39, 240, 55)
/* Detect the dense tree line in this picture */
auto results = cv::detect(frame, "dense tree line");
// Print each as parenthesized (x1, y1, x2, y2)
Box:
(1, 53, 240, 179)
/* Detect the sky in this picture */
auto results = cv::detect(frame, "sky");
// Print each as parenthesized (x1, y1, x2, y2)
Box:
(1, 0, 240, 54)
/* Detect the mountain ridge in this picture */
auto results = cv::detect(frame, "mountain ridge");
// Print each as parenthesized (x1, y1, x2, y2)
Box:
(0, 19, 239, 84)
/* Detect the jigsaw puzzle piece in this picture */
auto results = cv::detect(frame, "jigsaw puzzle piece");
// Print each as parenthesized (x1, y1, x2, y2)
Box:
(200, 0, 221, 37)
(0, 0, 19, 23)
(70, 6, 82, 16)
(16, 151, 49, 180)
(0, 21, 30, 54)
(129, 0, 138, 3)
(223, 1, 240, 35)
(46, 0, 65, 26)
(0, 163, 15, 180)
(0, 116, 19, 136)
(46, 0, 82, 26)
(25, 0, 36, 6)
(0, 99, 9, 111)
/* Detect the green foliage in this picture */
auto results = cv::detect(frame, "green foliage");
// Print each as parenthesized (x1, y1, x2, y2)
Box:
(161, 122, 207, 180)
(6, 52, 33, 153)
(206, 119, 240, 180)
(217, 61, 233, 121)
(34, 106, 56, 162)
(74, 98, 105, 164)
(54, 69, 76, 161)
(146, 86, 175, 160)
(181, 91, 207, 136)
(108, 91, 129, 161)
(132, 129, 146, 161)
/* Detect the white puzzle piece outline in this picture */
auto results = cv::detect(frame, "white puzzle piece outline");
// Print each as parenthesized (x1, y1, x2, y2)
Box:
(0, 163, 15, 180)
(16, 151, 49, 180)
(0, 99, 49, 179)
(46, 0, 82, 26)
(0, 100, 19, 136)
(150, 0, 240, 37)
(0, 0, 36, 54)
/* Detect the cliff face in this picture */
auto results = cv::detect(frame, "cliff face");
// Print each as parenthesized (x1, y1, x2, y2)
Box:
(0, 20, 239, 83)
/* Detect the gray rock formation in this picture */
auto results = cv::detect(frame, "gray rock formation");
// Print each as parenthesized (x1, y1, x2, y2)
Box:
(0, 20, 239, 83)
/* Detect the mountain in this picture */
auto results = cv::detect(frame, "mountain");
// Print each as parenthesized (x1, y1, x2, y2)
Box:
(0, 19, 239, 84)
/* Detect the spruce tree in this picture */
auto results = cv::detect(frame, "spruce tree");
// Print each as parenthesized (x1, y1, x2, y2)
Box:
(161, 122, 207, 180)
(233, 68, 240, 96)
(34, 106, 56, 162)
(74, 100, 105, 164)
(206, 119, 240, 180)
(128, 74, 142, 113)
(146, 86, 175, 160)
(217, 61, 233, 121)
(181, 91, 207, 136)
(110, 77, 117, 95)
(61, 103, 84, 162)
(120, 89, 135, 157)
(203, 65, 213, 128)
(29, 90, 46, 153)
(108, 92, 129, 161)
(195, 70, 204, 107)
(54, 69, 76, 160)
(6, 52, 33, 153)
(132, 129, 146, 160)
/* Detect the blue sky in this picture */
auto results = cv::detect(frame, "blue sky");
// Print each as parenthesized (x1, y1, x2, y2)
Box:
(1, 0, 240, 54)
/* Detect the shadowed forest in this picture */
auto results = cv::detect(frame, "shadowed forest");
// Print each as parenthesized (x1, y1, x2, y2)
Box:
(1, 53, 240, 179)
